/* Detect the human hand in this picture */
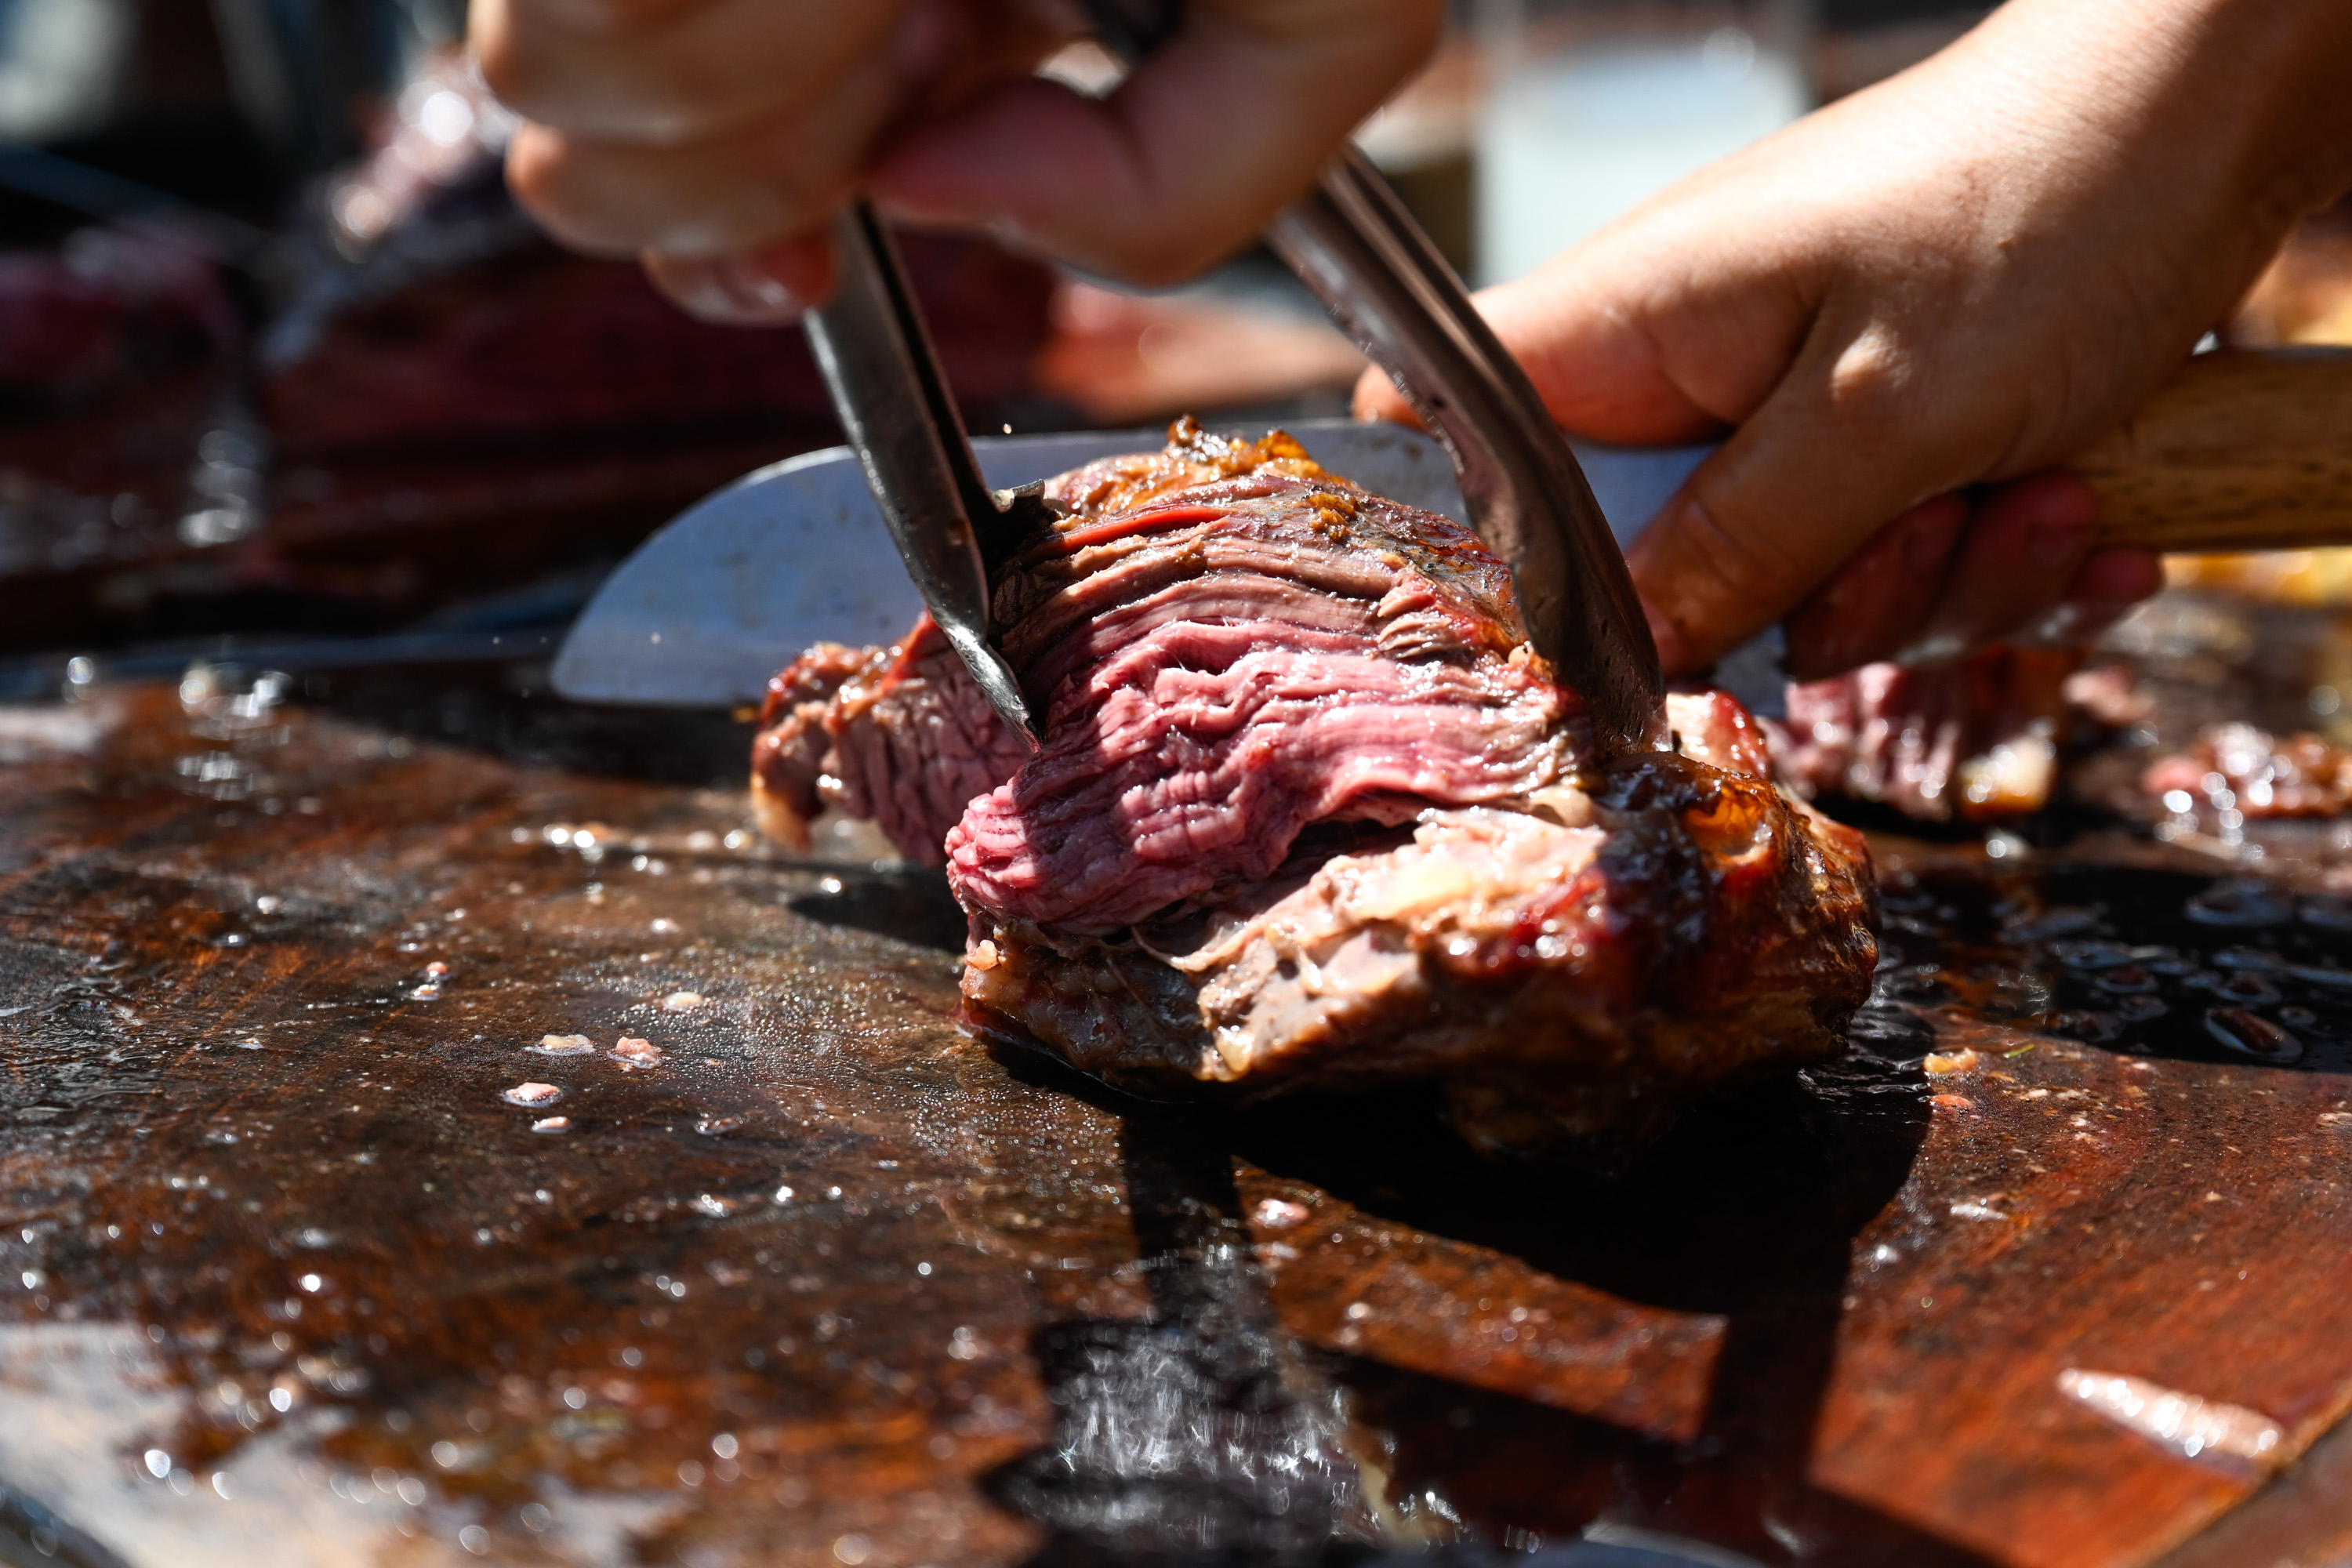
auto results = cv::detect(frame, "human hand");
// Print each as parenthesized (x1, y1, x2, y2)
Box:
(1358, 0, 2352, 680)
(473, 0, 1443, 321)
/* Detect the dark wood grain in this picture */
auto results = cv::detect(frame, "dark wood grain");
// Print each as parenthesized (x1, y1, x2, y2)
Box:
(1812, 1014, 2352, 1566)
(3, 670, 2352, 1566)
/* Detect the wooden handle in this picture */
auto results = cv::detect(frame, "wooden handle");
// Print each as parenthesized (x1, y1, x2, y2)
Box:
(2074, 346, 2352, 553)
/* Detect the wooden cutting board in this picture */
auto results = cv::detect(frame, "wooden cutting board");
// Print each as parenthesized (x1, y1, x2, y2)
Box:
(2, 670, 2352, 1567)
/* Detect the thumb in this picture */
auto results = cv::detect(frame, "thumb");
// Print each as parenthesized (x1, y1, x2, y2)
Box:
(1624, 328, 1984, 675)
(1351, 259, 1745, 442)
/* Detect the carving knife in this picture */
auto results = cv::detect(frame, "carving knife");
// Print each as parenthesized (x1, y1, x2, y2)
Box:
(552, 349, 2352, 710)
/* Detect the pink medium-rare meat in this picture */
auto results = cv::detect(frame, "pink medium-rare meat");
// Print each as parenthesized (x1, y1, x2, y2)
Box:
(936, 644, 1562, 940)
(757, 420, 1582, 896)
(750, 617, 1030, 865)
(964, 687, 1877, 1151)
(945, 429, 1581, 935)
(752, 421, 1879, 1151)
(946, 629, 1576, 934)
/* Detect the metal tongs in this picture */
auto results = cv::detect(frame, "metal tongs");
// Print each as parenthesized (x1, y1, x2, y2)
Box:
(800, 205, 1041, 746)
(801, 4, 1668, 757)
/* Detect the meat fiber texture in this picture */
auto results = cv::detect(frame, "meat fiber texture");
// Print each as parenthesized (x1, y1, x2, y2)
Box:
(753, 422, 1880, 1153)
(752, 622, 1033, 865)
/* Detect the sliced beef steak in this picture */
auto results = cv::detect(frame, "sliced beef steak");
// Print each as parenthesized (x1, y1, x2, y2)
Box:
(750, 618, 1030, 866)
(948, 429, 1584, 935)
(753, 421, 1878, 1151)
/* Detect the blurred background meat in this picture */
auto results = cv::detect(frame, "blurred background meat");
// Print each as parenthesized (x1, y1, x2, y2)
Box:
(0, 226, 234, 405)
(0, 4, 1400, 673)
(2144, 723, 2352, 821)
(1773, 647, 2087, 823)
(258, 55, 1056, 462)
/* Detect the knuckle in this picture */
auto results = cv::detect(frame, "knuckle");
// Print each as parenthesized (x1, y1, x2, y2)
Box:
(473, 0, 710, 129)
(499, 127, 564, 212)
(469, 21, 534, 108)
(1672, 485, 1805, 616)
(501, 136, 635, 256)
(1820, 327, 1923, 430)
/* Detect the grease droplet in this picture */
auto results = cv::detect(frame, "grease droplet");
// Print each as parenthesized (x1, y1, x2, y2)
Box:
(2205, 1007, 2302, 1064)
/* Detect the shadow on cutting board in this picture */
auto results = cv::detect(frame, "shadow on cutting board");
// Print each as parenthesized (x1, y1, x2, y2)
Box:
(971, 1012, 1976, 1566)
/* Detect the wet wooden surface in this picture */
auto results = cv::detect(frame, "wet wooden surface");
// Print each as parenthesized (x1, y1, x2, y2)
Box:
(2, 644, 2352, 1568)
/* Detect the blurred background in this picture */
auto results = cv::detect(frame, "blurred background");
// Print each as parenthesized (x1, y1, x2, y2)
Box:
(0, 0, 2339, 699)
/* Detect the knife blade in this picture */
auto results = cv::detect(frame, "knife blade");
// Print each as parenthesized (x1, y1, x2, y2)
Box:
(549, 419, 1717, 709)
(549, 339, 2352, 719)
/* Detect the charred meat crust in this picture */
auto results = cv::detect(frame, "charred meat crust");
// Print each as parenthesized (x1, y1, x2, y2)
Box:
(962, 739, 1878, 1156)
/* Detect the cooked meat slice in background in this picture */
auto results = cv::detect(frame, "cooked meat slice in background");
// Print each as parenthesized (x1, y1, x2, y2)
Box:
(754, 420, 1879, 1152)
(2144, 723, 2352, 818)
(1775, 646, 2086, 822)
(263, 51, 1054, 463)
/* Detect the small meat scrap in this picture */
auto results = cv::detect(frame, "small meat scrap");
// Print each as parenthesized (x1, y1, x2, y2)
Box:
(2143, 722, 2352, 818)
(750, 623, 1033, 861)
(755, 420, 1879, 1153)
(503, 1083, 562, 1109)
(612, 1037, 662, 1068)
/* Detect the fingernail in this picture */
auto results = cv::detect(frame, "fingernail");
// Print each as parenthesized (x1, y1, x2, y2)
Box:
(648, 254, 804, 325)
